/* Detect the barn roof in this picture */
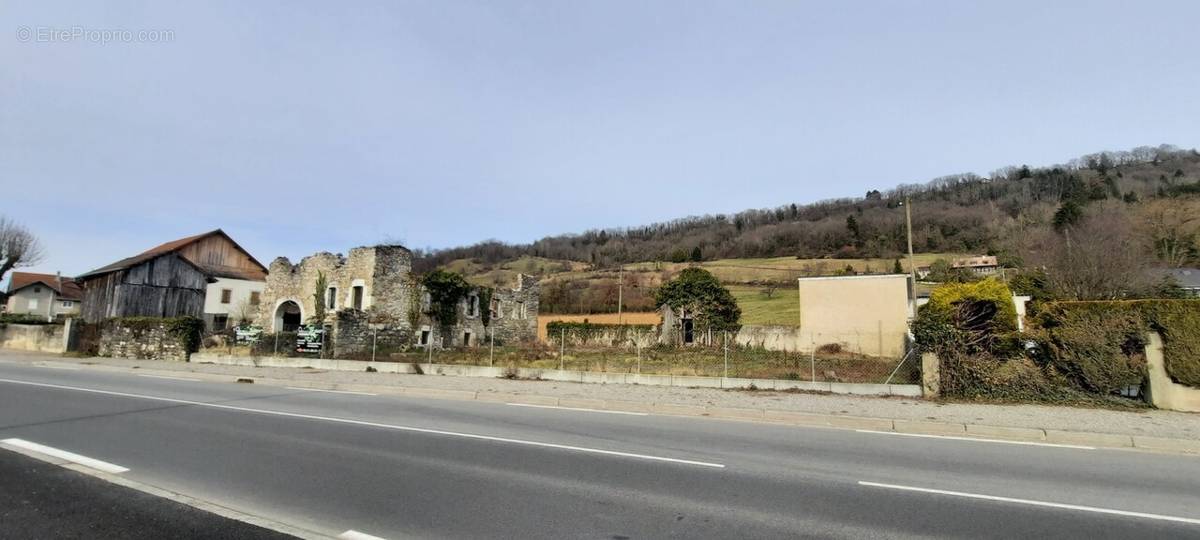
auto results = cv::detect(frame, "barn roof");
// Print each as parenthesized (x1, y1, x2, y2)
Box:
(77, 229, 268, 281)
(6, 272, 83, 301)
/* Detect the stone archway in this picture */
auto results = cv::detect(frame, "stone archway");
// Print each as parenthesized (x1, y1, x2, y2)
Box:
(274, 300, 303, 332)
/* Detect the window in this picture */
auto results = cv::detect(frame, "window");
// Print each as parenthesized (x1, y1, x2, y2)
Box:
(463, 331, 472, 346)
(352, 286, 364, 310)
(419, 329, 430, 345)
(517, 301, 527, 320)
(220, 289, 232, 304)
(212, 314, 228, 331)
(249, 292, 261, 305)
(61, 301, 73, 308)
(34, 286, 41, 293)
(467, 295, 478, 317)
(490, 298, 500, 319)
(326, 287, 337, 310)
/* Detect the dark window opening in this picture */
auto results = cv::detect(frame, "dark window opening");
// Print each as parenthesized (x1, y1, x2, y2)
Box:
(463, 332, 471, 346)
(249, 291, 261, 305)
(682, 319, 695, 344)
(327, 287, 337, 310)
(220, 289, 232, 304)
(352, 286, 364, 310)
(419, 330, 430, 345)
(212, 314, 228, 331)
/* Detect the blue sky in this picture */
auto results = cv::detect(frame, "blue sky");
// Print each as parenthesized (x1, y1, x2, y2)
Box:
(3, 0, 1198, 278)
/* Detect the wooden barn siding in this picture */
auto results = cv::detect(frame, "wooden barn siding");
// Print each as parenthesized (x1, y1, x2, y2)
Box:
(178, 235, 266, 280)
(80, 254, 207, 322)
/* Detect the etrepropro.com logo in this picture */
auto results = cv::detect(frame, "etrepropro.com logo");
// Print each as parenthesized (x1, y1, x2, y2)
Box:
(16, 26, 175, 44)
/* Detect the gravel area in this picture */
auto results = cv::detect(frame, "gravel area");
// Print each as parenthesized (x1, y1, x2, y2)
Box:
(6, 350, 1199, 441)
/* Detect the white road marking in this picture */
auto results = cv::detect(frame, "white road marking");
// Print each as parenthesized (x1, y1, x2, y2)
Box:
(285, 387, 377, 396)
(859, 481, 1200, 525)
(506, 403, 648, 416)
(855, 429, 1095, 450)
(0, 378, 725, 469)
(35, 364, 79, 370)
(137, 374, 202, 382)
(2, 438, 129, 474)
(339, 530, 388, 540)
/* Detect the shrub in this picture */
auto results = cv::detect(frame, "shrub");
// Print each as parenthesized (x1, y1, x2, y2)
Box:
(914, 278, 1017, 354)
(1037, 300, 1200, 388)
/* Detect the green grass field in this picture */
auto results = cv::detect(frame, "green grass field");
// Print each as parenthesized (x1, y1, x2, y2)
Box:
(727, 284, 800, 326)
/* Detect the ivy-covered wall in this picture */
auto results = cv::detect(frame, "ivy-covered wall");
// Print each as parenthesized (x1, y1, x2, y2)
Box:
(98, 316, 204, 362)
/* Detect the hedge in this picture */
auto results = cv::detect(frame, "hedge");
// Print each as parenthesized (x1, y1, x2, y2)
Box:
(913, 278, 1018, 355)
(1036, 300, 1200, 388)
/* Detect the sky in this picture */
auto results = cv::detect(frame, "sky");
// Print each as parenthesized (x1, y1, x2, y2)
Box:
(3, 0, 1199, 279)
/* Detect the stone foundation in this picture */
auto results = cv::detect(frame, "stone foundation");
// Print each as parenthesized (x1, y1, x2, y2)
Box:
(99, 321, 190, 362)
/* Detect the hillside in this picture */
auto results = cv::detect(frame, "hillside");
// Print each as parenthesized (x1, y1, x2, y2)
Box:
(416, 144, 1200, 271)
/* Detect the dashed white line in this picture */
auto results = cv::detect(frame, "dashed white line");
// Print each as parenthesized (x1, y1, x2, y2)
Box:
(286, 387, 377, 396)
(859, 481, 1200, 525)
(339, 530, 388, 540)
(506, 403, 648, 416)
(35, 364, 79, 370)
(855, 429, 1095, 450)
(0, 378, 724, 469)
(1, 438, 129, 474)
(137, 374, 202, 382)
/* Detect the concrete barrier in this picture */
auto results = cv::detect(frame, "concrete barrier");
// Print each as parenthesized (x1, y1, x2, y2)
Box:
(189, 353, 922, 398)
(1144, 332, 1200, 413)
(0, 324, 66, 354)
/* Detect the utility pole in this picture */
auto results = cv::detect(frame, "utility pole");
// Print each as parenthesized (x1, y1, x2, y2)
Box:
(617, 266, 624, 325)
(903, 195, 917, 311)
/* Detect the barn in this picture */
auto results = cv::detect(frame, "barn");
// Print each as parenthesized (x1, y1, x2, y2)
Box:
(77, 230, 268, 325)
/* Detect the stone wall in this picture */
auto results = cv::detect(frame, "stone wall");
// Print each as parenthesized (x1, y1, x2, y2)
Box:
(332, 309, 412, 357)
(0, 323, 66, 353)
(98, 321, 190, 361)
(414, 274, 540, 348)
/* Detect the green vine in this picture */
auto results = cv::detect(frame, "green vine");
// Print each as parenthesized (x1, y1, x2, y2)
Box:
(422, 270, 472, 328)
(478, 287, 494, 327)
(311, 270, 328, 323)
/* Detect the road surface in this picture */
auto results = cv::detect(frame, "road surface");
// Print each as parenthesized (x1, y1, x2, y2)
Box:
(1, 359, 1198, 539)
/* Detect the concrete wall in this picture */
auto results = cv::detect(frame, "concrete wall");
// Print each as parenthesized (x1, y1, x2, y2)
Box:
(796, 274, 910, 357)
(0, 323, 67, 353)
(1145, 332, 1200, 413)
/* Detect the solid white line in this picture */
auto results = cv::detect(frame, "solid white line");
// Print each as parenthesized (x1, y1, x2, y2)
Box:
(137, 374, 202, 382)
(35, 364, 79, 370)
(506, 403, 649, 416)
(286, 387, 377, 396)
(0, 378, 724, 469)
(859, 481, 1200, 525)
(2, 438, 129, 474)
(855, 429, 1095, 450)
(339, 530, 388, 540)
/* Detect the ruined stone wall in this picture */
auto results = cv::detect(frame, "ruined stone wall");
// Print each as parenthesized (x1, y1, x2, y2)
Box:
(258, 245, 412, 332)
(98, 322, 189, 362)
(415, 274, 540, 348)
(332, 309, 412, 357)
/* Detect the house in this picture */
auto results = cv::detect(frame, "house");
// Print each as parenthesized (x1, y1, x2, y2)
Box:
(77, 230, 268, 329)
(1154, 268, 1200, 298)
(4, 272, 83, 320)
(952, 255, 999, 276)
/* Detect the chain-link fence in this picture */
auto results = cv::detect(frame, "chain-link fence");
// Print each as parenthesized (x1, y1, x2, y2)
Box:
(200, 327, 918, 385)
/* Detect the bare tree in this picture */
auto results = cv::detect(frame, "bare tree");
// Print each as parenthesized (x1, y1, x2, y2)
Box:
(0, 217, 45, 284)
(1140, 199, 1200, 267)
(1025, 204, 1152, 300)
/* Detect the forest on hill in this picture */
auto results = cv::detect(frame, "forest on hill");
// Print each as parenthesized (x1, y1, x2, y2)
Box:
(415, 144, 1200, 272)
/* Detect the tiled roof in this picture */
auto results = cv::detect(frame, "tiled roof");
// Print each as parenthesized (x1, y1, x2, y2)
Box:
(952, 255, 998, 268)
(7, 272, 83, 300)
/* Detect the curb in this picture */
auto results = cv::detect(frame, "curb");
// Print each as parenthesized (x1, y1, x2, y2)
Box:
(14, 358, 1200, 457)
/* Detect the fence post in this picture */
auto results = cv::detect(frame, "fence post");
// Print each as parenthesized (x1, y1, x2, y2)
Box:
(489, 326, 494, 367)
(372, 328, 377, 363)
(810, 336, 816, 383)
(723, 331, 729, 381)
(427, 337, 433, 370)
(559, 327, 565, 371)
(273, 332, 279, 356)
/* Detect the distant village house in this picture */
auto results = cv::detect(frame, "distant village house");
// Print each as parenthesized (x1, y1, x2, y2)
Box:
(4, 272, 82, 320)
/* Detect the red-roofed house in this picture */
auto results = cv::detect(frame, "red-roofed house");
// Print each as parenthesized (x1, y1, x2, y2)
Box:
(77, 230, 268, 329)
(4, 272, 83, 320)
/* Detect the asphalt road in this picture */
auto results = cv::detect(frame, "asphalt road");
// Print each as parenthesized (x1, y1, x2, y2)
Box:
(1, 359, 1199, 539)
